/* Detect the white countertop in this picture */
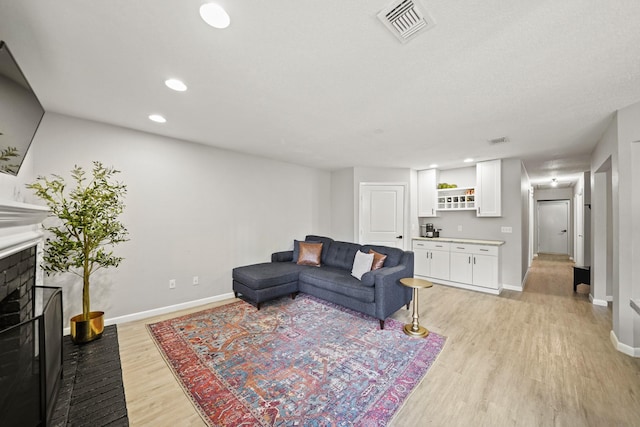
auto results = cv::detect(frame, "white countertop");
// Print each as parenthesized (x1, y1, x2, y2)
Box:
(412, 236, 505, 246)
(631, 299, 640, 316)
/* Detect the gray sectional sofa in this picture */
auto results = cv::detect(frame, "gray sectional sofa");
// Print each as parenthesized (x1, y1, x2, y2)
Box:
(232, 235, 414, 329)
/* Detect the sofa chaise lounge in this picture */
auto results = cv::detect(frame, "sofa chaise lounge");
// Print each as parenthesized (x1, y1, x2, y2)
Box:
(232, 235, 414, 329)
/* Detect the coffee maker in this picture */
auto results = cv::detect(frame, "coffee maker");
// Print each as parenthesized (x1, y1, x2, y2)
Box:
(421, 223, 435, 238)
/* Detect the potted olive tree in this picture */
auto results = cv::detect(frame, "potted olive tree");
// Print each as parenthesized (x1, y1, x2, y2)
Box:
(27, 161, 129, 344)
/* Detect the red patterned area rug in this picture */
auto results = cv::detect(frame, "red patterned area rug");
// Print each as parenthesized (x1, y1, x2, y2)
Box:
(147, 294, 446, 426)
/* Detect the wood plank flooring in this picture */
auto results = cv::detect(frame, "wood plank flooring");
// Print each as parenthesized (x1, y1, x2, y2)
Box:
(118, 255, 640, 426)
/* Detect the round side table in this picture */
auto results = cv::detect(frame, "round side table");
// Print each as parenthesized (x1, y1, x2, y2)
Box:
(399, 277, 433, 338)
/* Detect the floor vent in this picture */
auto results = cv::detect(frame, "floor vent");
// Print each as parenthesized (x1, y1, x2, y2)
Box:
(377, 0, 436, 43)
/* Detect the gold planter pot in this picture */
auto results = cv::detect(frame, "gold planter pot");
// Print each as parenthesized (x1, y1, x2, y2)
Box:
(70, 311, 105, 344)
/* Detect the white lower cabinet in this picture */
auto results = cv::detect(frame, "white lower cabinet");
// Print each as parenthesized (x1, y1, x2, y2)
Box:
(413, 241, 450, 280)
(450, 251, 473, 284)
(471, 253, 498, 288)
(413, 239, 501, 293)
(450, 244, 498, 289)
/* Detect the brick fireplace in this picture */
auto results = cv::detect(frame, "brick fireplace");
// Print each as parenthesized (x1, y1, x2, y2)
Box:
(0, 200, 60, 427)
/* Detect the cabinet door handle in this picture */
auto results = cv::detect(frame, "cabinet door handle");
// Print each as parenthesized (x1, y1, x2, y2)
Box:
(430, 252, 433, 259)
(474, 257, 476, 264)
(468, 256, 471, 264)
(457, 246, 465, 249)
(480, 249, 489, 252)
(396, 235, 403, 239)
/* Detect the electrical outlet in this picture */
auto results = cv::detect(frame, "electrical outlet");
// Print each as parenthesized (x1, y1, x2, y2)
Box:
(193, 276, 199, 286)
(501, 226, 513, 233)
(457, 225, 463, 232)
(169, 279, 176, 289)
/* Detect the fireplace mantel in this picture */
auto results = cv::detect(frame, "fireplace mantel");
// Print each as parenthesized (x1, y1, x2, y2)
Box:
(0, 199, 49, 260)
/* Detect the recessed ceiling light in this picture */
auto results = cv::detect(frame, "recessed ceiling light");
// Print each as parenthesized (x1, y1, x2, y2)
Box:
(200, 3, 230, 29)
(429, 164, 438, 168)
(463, 158, 474, 163)
(149, 114, 166, 123)
(165, 79, 187, 92)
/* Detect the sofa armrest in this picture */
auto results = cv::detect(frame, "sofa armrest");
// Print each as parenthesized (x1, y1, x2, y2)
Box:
(272, 251, 293, 263)
(373, 253, 414, 320)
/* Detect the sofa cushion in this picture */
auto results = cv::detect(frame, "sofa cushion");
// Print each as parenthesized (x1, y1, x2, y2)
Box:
(351, 250, 374, 280)
(292, 239, 316, 264)
(297, 242, 323, 266)
(304, 235, 334, 264)
(233, 262, 309, 290)
(292, 236, 334, 264)
(323, 241, 362, 270)
(361, 245, 403, 267)
(370, 249, 388, 270)
(299, 267, 375, 303)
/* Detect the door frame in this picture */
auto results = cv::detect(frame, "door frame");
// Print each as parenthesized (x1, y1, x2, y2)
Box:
(536, 199, 571, 255)
(358, 182, 409, 250)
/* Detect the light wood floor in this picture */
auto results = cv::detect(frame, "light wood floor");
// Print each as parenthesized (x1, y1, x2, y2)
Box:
(118, 255, 640, 426)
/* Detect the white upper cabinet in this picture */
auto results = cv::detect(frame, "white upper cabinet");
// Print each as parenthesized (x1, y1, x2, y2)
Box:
(417, 169, 439, 217)
(476, 159, 502, 217)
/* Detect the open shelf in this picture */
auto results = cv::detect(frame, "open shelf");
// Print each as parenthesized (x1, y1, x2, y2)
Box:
(437, 187, 476, 210)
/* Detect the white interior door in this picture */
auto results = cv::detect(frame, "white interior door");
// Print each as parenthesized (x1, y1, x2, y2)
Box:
(537, 200, 570, 254)
(360, 185, 405, 248)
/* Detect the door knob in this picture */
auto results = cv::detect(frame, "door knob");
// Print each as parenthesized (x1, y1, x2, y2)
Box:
(396, 235, 403, 239)
(561, 229, 567, 233)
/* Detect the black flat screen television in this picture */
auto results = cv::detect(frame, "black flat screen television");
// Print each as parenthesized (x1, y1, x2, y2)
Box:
(0, 41, 45, 176)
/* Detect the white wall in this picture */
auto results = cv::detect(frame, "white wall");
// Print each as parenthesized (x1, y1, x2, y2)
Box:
(521, 164, 531, 280)
(591, 119, 617, 307)
(615, 101, 640, 353)
(330, 168, 354, 242)
(418, 159, 524, 289)
(591, 100, 640, 356)
(8, 113, 331, 325)
(583, 171, 592, 266)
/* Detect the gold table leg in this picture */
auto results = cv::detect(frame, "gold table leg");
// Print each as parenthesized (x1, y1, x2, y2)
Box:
(404, 288, 429, 338)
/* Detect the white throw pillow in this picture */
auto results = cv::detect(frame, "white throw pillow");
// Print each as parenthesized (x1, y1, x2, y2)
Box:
(351, 251, 374, 280)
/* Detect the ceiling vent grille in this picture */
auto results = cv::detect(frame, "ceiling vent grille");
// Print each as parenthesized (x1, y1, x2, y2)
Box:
(488, 136, 510, 145)
(377, 0, 436, 43)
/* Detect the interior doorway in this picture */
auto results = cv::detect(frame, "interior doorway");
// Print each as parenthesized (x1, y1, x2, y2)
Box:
(537, 200, 570, 254)
(592, 158, 613, 306)
(359, 184, 405, 248)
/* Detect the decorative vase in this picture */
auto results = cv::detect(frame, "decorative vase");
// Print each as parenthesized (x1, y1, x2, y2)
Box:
(70, 311, 104, 344)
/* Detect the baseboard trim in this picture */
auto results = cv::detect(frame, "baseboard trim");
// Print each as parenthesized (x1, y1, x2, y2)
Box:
(589, 294, 608, 307)
(610, 330, 640, 358)
(502, 283, 523, 292)
(415, 274, 501, 295)
(63, 292, 236, 336)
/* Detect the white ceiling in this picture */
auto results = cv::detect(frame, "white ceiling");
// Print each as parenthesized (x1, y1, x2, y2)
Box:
(2, 0, 640, 187)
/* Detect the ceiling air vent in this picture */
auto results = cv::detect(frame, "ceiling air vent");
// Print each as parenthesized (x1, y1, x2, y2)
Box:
(488, 136, 510, 145)
(377, 0, 436, 43)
